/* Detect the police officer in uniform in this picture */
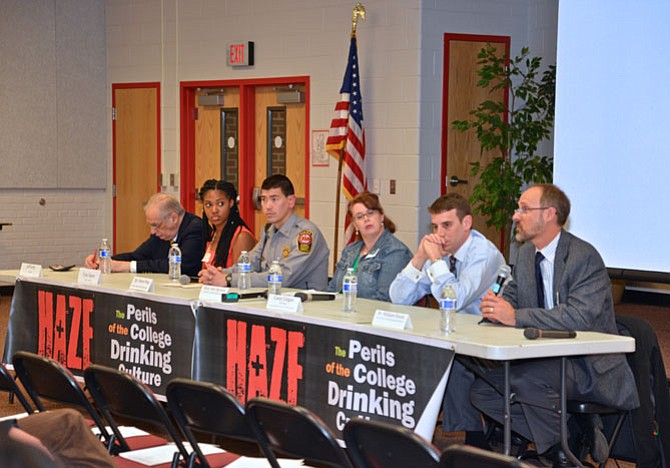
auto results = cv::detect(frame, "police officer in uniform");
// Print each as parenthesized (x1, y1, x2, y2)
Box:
(200, 174, 329, 290)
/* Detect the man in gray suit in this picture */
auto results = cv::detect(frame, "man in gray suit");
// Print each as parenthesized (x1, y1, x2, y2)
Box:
(472, 184, 639, 466)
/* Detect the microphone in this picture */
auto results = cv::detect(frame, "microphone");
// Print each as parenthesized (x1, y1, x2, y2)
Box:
(294, 292, 337, 302)
(524, 327, 577, 340)
(222, 291, 268, 302)
(479, 265, 513, 325)
(179, 274, 198, 285)
(491, 265, 512, 295)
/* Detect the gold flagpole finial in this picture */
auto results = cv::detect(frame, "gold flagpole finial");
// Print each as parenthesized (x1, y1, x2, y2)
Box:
(352, 3, 366, 34)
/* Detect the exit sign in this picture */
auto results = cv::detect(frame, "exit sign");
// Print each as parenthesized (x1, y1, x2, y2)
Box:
(226, 41, 254, 67)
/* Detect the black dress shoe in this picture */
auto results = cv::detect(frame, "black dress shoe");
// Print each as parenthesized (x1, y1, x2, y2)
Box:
(464, 430, 493, 451)
(551, 444, 572, 468)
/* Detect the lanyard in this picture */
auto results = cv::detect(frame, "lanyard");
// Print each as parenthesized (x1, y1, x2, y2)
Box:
(351, 252, 362, 272)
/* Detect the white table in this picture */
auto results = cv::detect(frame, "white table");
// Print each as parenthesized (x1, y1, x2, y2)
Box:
(1, 269, 634, 465)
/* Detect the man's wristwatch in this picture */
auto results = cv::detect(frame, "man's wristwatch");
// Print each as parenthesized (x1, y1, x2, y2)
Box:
(226, 274, 233, 287)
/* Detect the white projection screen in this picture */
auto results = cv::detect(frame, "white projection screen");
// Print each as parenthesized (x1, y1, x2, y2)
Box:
(553, 0, 670, 278)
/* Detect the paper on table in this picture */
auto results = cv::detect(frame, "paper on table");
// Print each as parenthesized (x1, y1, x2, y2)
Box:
(161, 282, 202, 289)
(91, 425, 150, 438)
(118, 442, 224, 465)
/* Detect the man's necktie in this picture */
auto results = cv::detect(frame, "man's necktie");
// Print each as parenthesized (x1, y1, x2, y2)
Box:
(449, 255, 457, 277)
(535, 251, 545, 308)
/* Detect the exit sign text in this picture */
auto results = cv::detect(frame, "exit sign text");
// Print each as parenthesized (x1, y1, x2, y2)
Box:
(226, 41, 254, 67)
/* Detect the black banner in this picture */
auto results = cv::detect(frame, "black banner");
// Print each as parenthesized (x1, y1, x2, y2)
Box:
(3, 279, 194, 394)
(3, 279, 454, 437)
(193, 305, 454, 436)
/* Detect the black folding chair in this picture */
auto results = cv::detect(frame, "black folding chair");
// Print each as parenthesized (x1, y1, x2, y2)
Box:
(11, 351, 114, 449)
(0, 361, 33, 414)
(343, 418, 440, 468)
(166, 378, 260, 468)
(440, 445, 532, 468)
(246, 397, 354, 468)
(84, 364, 190, 466)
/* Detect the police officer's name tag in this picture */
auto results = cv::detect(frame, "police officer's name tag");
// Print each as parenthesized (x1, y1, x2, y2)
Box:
(199, 285, 229, 302)
(372, 309, 413, 330)
(130, 276, 154, 293)
(267, 294, 303, 313)
(78, 268, 101, 285)
(19, 262, 43, 278)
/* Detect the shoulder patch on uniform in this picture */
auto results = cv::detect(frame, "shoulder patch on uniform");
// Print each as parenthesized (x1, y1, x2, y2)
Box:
(296, 230, 313, 254)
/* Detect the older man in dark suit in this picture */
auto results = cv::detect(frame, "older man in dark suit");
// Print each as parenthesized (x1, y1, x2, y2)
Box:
(472, 184, 639, 467)
(84, 193, 204, 277)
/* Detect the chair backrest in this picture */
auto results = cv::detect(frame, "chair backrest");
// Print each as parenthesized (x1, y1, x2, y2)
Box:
(166, 378, 258, 467)
(245, 397, 354, 468)
(11, 351, 111, 442)
(440, 445, 531, 468)
(0, 361, 33, 414)
(84, 364, 190, 463)
(343, 418, 440, 468)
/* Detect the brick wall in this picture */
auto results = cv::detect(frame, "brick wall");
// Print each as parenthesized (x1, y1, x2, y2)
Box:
(0, 190, 106, 270)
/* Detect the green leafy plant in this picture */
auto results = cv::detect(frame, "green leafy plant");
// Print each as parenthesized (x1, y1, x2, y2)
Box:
(453, 44, 555, 241)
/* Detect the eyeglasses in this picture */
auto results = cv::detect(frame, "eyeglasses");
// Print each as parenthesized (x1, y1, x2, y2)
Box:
(352, 209, 378, 222)
(514, 206, 550, 216)
(147, 216, 169, 229)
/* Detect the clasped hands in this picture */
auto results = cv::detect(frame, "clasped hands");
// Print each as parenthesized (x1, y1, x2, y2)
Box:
(198, 264, 226, 286)
(410, 234, 448, 270)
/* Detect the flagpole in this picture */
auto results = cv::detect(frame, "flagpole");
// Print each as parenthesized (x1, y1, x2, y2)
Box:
(333, 146, 345, 271)
(333, 3, 366, 272)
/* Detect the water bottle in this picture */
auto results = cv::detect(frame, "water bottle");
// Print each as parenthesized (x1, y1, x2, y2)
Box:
(237, 250, 251, 290)
(439, 284, 457, 333)
(342, 267, 358, 313)
(99, 238, 111, 274)
(267, 260, 283, 296)
(168, 243, 182, 281)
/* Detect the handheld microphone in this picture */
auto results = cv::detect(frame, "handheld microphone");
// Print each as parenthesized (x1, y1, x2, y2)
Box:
(478, 265, 513, 325)
(523, 327, 577, 340)
(491, 265, 512, 295)
(179, 274, 198, 285)
(222, 291, 268, 302)
(294, 292, 337, 302)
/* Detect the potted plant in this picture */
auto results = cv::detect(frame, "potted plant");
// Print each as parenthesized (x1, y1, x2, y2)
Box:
(452, 44, 555, 252)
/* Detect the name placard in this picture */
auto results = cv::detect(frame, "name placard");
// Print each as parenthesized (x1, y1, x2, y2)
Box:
(129, 276, 154, 293)
(266, 294, 303, 313)
(77, 268, 101, 285)
(19, 263, 42, 278)
(199, 285, 229, 302)
(372, 309, 413, 330)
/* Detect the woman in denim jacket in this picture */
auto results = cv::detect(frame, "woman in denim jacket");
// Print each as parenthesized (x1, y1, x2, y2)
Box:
(327, 192, 412, 301)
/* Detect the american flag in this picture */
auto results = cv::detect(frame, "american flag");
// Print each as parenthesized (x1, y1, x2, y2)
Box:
(326, 34, 366, 243)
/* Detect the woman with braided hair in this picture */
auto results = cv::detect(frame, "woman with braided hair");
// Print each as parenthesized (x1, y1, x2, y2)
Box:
(198, 179, 255, 270)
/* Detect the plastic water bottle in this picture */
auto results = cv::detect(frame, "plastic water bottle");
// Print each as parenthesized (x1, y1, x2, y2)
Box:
(342, 267, 358, 313)
(267, 260, 283, 295)
(168, 243, 182, 281)
(237, 250, 251, 290)
(439, 284, 457, 333)
(99, 238, 111, 274)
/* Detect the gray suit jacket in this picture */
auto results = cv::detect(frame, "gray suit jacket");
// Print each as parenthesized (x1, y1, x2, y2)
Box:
(504, 230, 639, 410)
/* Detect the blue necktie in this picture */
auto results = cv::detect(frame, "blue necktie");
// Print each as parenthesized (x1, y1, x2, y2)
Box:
(535, 252, 545, 308)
